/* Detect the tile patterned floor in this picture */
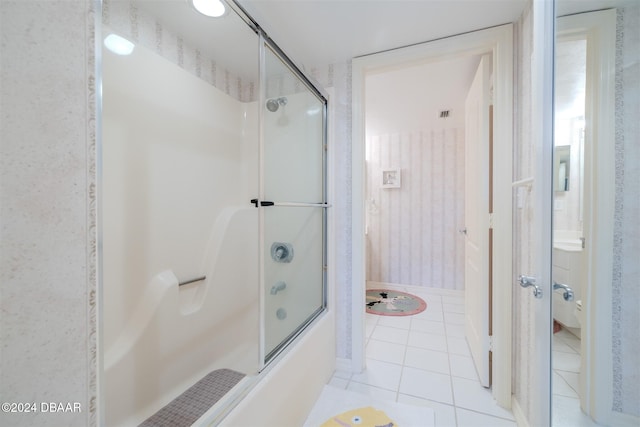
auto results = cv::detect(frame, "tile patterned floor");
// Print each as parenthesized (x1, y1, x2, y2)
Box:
(552, 329, 602, 426)
(324, 285, 516, 427)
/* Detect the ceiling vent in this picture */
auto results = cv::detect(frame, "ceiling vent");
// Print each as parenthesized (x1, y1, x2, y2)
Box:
(439, 110, 450, 118)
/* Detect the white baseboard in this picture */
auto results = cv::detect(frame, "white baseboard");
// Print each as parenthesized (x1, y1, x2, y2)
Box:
(366, 281, 464, 297)
(508, 393, 640, 427)
(610, 410, 640, 427)
(334, 357, 352, 374)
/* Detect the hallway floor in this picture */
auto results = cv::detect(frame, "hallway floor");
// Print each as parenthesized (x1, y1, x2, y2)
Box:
(321, 284, 516, 426)
(552, 328, 601, 426)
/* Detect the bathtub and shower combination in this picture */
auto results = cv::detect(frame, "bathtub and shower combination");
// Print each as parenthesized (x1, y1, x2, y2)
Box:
(100, 1, 333, 425)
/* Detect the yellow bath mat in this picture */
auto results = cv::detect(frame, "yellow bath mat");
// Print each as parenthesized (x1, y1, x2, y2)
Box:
(320, 406, 397, 427)
(303, 385, 434, 427)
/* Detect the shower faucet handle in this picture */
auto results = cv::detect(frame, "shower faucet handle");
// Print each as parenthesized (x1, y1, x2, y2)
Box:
(270, 242, 294, 263)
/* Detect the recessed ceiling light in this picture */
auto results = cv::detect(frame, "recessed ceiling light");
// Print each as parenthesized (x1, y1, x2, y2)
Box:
(104, 34, 135, 55)
(191, 0, 226, 18)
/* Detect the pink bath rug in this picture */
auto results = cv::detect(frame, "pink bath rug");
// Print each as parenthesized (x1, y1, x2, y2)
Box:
(366, 289, 427, 316)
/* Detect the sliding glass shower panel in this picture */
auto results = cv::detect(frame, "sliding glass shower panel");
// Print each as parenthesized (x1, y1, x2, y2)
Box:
(263, 207, 325, 359)
(262, 42, 327, 362)
(262, 64, 324, 202)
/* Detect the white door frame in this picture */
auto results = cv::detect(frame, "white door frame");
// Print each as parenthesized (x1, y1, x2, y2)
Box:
(351, 24, 514, 407)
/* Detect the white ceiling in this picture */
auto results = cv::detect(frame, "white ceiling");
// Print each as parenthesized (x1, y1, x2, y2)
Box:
(129, 0, 633, 84)
(237, 0, 528, 70)
(236, 0, 635, 72)
(366, 54, 482, 134)
(232, 0, 631, 124)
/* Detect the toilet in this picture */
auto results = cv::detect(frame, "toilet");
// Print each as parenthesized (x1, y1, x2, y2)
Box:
(553, 292, 581, 329)
(552, 244, 584, 333)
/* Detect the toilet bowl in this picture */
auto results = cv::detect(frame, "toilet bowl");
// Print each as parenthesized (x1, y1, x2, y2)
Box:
(553, 292, 581, 328)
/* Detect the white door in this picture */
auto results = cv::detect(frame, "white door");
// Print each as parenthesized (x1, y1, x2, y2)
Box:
(464, 54, 491, 387)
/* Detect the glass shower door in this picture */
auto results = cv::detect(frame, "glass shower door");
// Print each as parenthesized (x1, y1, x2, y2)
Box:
(260, 41, 327, 364)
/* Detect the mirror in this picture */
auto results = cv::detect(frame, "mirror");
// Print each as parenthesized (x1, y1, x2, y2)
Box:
(553, 1, 639, 425)
(553, 145, 571, 192)
(554, 30, 587, 195)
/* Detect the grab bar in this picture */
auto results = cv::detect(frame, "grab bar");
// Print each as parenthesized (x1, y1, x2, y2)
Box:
(179, 276, 206, 286)
(272, 202, 332, 208)
(553, 282, 574, 301)
(250, 199, 331, 208)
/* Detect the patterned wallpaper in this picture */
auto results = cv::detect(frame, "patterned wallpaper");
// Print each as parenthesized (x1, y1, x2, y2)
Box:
(102, 0, 257, 102)
(365, 129, 465, 289)
(307, 62, 354, 360)
(612, 4, 640, 416)
(102, 0, 330, 104)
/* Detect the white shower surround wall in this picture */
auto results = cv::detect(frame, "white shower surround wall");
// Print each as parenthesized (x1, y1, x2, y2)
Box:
(102, 37, 262, 425)
(100, 14, 338, 425)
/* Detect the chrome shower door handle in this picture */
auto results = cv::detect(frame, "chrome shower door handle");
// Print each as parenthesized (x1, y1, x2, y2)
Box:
(518, 275, 543, 299)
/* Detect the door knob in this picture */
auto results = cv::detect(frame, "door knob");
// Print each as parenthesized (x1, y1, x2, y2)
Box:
(518, 275, 543, 299)
(553, 282, 574, 301)
(459, 227, 468, 235)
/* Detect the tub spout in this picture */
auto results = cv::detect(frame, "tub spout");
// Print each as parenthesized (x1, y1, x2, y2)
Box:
(270, 281, 287, 295)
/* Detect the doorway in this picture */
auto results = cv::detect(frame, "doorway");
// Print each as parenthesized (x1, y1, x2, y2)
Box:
(363, 55, 476, 292)
(352, 24, 514, 408)
(552, 8, 617, 425)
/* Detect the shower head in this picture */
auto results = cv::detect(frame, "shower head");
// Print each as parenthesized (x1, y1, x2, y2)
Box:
(266, 97, 287, 112)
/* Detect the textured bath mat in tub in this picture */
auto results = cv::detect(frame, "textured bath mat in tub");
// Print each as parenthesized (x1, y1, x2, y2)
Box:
(366, 289, 426, 316)
(139, 368, 245, 427)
